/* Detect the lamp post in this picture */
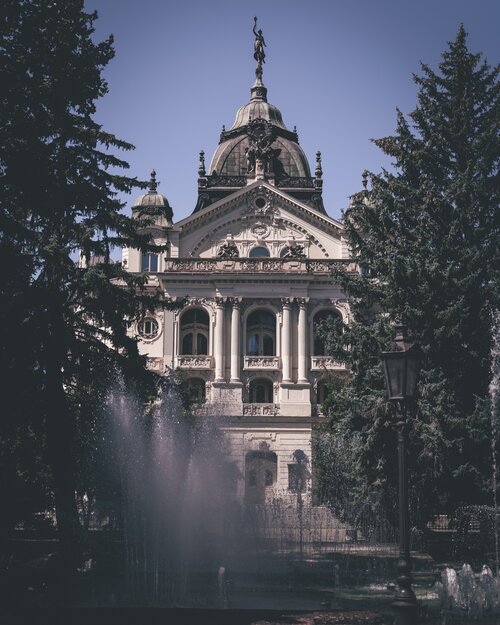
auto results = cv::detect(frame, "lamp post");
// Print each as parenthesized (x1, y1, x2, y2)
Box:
(380, 323, 421, 625)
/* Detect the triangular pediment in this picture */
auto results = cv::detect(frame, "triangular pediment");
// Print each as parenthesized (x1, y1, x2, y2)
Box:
(176, 181, 345, 260)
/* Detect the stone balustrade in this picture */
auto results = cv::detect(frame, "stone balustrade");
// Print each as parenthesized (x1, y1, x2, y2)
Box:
(310, 356, 345, 371)
(175, 355, 213, 369)
(243, 356, 280, 369)
(243, 403, 280, 417)
(163, 258, 355, 275)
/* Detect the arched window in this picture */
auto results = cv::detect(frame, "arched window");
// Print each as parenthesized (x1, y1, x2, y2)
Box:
(249, 378, 273, 403)
(247, 309, 276, 356)
(249, 246, 270, 258)
(180, 308, 209, 355)
(142, 253, 158, 272)
(185, 378, 206, 403)
(316, 379, 328, 404)
(313, 310, 342, 356)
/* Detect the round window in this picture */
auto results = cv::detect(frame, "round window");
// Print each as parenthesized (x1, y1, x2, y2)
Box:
(255, 196, 266, 209)
(138, 317, 159, 339)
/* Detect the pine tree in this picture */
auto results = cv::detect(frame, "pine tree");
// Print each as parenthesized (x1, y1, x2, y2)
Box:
(323, 26, 500, 520)
(0, 0, 169, 561)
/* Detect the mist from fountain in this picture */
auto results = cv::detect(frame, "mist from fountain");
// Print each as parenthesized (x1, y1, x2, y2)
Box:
(107, 378, 241, 607)
(92, 364, 441, 611)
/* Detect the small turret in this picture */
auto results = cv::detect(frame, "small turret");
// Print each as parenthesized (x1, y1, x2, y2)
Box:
(133, 169, 173, 225)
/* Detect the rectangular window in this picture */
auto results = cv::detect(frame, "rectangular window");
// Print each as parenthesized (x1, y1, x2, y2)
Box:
(142, 253, 158, 272)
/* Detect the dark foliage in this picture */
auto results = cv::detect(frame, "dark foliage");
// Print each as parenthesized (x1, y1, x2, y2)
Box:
(0, 0, 172, 558)
(318, 26, 499, 524)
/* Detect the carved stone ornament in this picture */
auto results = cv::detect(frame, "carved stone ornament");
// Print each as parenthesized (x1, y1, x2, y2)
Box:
(217, 243, 239, 258)
(245, 119, 276, 175)
(250, 222, 270, 238)
(146, 357, 164, 372)
(186, 297, 216, 311)
(175, 356, 212, 369)
(281, 243, 306, 258)
(242, 185, 277, 218)
(243, 403, 279, 417)
(311, 356, 345, 370)
(244, 356, 279, 369)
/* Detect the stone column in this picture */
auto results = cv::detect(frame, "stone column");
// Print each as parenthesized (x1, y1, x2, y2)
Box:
(230, 298, 241, 383)
(214, 298, 225, 381)
(281, 298, 292, 383)
(297, 298, 309, 383)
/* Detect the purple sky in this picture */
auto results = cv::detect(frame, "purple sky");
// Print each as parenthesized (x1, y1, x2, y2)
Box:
(85, 0, 499, 224)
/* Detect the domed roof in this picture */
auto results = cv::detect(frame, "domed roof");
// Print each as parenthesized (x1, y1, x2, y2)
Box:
(193, 20, 325, 215)
(231, 99, 287, 130)
(133, 170, 173, 223)
(209, 133, 311, 178)
(208, 74, 311, 179)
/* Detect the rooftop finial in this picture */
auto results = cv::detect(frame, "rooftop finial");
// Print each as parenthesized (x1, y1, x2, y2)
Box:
(149, 169, 157, 193)
(250, 18, 268, 102)
(315, 151, 323, 179)
(198, 151, 206, 177)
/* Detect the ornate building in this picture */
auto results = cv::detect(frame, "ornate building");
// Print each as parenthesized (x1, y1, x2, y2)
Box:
(123, 23, 354, 503)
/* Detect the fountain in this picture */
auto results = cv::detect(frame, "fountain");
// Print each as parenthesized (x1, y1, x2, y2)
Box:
(108, 378, 244, 607)
(99, 376, 407, 612)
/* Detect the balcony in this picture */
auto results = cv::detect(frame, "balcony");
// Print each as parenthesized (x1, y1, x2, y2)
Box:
(243, 403, 280, 417)
(310, 356, 345, 371)
(243, 356, 280, 370)
(175, 355, 213, 369)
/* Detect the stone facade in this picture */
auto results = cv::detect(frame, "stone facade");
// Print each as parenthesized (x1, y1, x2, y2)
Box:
(123, 47, 353, 504)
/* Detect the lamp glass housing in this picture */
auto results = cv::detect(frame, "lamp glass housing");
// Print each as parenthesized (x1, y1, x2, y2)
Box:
(381, 326, 420, 401)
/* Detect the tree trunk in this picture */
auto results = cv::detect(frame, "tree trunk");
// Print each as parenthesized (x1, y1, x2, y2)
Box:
(45, 305, 82, 570)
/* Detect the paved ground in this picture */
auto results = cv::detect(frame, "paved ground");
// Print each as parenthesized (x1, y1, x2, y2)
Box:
(0, 608, 388, 625)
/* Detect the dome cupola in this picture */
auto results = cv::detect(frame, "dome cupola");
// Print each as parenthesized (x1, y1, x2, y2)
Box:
(134, 170, 173, 225)
(195, 19, 325, 214)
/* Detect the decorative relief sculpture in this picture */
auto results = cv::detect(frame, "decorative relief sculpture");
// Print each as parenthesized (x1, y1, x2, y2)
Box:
(176, 356, 212, 368)
(311, 356, 344, 370)
(164, 258, 346, 274)
(217, 243, 239, 258)
(206, 175, 246, 188)
(146, 357, 163, 371)
(244, 356, 279, 368)
(277, 177, 315, 189)
(281, 242, 306, 258)
(250, 222, 270, 238)
(185, 297, 216, 311)
(243, 403, 279, 417)
(245, 119, 276, 175)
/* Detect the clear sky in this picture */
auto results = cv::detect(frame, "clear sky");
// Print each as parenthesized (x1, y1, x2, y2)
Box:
(84, 0, 500, 223)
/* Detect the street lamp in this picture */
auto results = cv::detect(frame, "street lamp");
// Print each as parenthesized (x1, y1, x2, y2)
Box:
(380, 323, 421, 625)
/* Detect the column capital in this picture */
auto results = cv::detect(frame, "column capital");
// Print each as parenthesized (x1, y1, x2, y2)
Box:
(215, 296, 226, 308)
(281, 297, 292, 309)
(297, 297, 310, 309)
(228, 296, 242, 308)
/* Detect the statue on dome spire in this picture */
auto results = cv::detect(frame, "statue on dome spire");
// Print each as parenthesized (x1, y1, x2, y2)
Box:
(253, 17, 266, 73)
